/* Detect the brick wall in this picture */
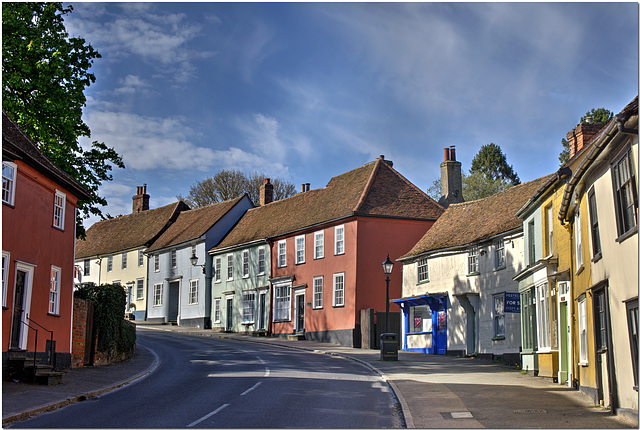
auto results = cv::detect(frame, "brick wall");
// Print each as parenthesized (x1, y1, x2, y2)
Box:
(72, 298, 89, 366)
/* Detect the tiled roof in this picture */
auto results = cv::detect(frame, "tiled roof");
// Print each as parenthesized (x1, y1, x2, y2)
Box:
(2, 111, 90, 200)
(147, 196, 247, 251)
(75, 201, 189, 259)
(401, 175, 553, 259)
(214, 158, 444, 250)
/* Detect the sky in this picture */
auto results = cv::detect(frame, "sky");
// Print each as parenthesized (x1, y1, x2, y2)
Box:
(63, 2, 639, 228)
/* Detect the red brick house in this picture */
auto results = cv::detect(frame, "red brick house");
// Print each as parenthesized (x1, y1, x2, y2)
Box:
(3, 112, 91, 370)
(266, 156, 444, 346)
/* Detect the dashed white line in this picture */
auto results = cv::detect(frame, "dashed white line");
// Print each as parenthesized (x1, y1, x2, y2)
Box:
(187, 404, 230, 428)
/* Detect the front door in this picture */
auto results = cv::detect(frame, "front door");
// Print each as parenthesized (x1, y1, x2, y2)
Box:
(226, 297, 233, 331)
(168, 281, 179, 322)
(295, 293, 305, 333)
(258, 292, 266, 331)
(10, 270, 27, 349)
(436, 310, 447, 355)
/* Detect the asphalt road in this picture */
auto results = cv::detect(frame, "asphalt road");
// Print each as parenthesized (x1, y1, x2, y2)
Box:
(11, 330, 403, 428)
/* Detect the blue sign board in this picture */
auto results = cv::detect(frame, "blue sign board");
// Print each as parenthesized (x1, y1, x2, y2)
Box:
(504, 293, 520, 313)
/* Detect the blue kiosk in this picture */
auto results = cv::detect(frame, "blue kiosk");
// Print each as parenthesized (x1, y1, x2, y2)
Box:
(391, 293, 448, 354)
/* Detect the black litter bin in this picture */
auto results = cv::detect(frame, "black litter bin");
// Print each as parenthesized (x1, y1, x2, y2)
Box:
(380, 333, 398, 361)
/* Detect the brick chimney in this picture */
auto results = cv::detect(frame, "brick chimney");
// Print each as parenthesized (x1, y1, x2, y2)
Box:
(438, 146, 463, 208)
(260, 178, 274, 206)
(132, 184, 150, 213)
(566, 121, 605, 160)
(300, 183, 310, 193)
(378, 155, 393, 168)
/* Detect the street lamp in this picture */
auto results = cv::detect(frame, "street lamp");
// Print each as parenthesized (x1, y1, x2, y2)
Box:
(190, 250, 206, 274)
(382, 254, 394, 333)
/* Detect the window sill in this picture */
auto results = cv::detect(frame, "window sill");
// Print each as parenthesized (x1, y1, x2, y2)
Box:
(467, 272, 480, 277)
(273, 318, 291, 323)
(242, 275, 250, 279)
(3, 202, 15, 208)
(47, 312, 60, 317)
(492, 336, 505, 341)
(578, 361, 589, 367)
(333, 304, 345, 308)
(52, 225, 64, 232)
(335, 252, 345, 257)
(417, 279, 430, 285)
(591, 252, 602, 263)
(188, 302, 198, 306)
(616, 225, 638, 243)
(314, 256, 325, 261)
(493, 266, 506, 273)
(295, 262, 305, 266)
(241, 321, 254, 326)
(257, 273, 265, 277)
(575, 265, 584, 276)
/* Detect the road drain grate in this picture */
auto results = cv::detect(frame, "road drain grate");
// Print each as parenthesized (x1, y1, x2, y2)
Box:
(514, 409, 547, 414)
(441, 411, 474, 419)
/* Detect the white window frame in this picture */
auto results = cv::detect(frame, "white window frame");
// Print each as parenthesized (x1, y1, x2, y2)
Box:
(138, 249, 144, 267)
(494, 239, 505, 269)
(278, 240, 287, 268)
(121, 252, 127, 270)
(243, 291, 256, 323)
(107, 255, 113, 272)
(171, 249, 177, 269)
(536, 282, 551, 350)
(334, 225, 345, 255)
(575, 208, 583, 270)
(242, 250, 250, 278)
(546, 205, 554, 256)
(468, 247, 478, 274)
(153, 283, 163, 306)
(136, 278, 144, 300)
(188, 279, 198, 305)
(83, 259, 90, 276)
(154, 254, 160, 272)
(295, 235, 305, 264)
(417, 257, 429, 282)
(2, 251, 10, 307)
(49, 266, 61, 315)
(214, 298, 221, 323)
(333, 273, 345, 307)
(273, 284, 291, 321)
(2, 161, 17, 206)
(578, 296, 588, 365)
(257, 247, 266, 275)
(313, 276, 323, 309)
(214, 257, 222, 282)
(53, 190, 66, 230)
(227, 254, 234, 281)
(314, 231, 324, 259)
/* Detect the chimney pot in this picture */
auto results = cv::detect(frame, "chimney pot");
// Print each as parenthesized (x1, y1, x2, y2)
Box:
(132, 185, 150, 213)
(450, 145, 456, 161)
(444, 148, 450, 161)
(301, 184, 306, 193)
(380, 155, 385, 160)
(306, 183, 310, 192)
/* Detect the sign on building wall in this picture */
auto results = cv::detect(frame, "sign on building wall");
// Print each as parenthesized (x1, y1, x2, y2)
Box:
(505, 292, 520, 313)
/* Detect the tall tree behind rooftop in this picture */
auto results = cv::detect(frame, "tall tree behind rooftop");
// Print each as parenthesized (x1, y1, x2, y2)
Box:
(2, 2, 124, 237)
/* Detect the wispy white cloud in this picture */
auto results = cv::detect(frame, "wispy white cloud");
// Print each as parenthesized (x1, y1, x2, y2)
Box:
(113, 75, 155, 97)
(65, 3, 213, 82)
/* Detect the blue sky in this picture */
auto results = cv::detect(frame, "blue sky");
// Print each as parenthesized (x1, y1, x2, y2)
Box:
(64, 2, 638, 227)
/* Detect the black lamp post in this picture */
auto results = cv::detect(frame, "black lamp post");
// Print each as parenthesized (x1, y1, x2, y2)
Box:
(382, 254, 394, 333)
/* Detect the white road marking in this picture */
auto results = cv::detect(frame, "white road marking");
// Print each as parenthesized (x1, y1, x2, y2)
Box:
(241, 381, 262, 396)
(187, 404, 230, 428)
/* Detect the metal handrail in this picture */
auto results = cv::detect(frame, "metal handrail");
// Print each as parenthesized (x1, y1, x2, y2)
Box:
(27, 317, 54, 367)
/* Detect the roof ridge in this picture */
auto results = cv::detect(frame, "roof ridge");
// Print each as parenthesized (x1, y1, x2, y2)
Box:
(353, 158, 382, 212)
(185, 195, 244, 213)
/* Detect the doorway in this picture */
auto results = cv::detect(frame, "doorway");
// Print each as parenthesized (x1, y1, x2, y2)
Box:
(294, 292, 305, 333)
(168, 281, 179, 323)
(258, 292, 267, 331)
(226, 297, 234, 331)
(11, 264, 34, 350)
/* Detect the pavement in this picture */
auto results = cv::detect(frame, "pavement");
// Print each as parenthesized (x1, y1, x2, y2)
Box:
(2, 321, 636, 428)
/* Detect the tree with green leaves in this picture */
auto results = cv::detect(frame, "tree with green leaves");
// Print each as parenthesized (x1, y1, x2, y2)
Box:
(558, 107, 614, 165)
(2, 2, 124, 237)
(426, 143, 519, 202)
(178, 169, 297, 208)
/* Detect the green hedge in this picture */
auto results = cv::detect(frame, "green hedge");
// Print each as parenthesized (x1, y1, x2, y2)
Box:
(75, 283, 136, 356)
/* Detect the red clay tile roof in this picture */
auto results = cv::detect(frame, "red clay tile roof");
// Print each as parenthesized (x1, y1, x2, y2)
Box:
(214, 158, 444, 250)
(401, 175, 553, 259)
(2, 111, 90, 200)
(147, 196, 248, 251)
(75, 201, 189, 259)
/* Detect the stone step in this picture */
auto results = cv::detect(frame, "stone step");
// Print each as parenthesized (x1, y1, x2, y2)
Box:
(286, 333, 306, 341)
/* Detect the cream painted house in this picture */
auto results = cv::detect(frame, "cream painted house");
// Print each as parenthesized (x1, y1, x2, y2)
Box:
(75, 186, 189, 320)
(396, 176, 549, 363)
(559, 96, 638, 425)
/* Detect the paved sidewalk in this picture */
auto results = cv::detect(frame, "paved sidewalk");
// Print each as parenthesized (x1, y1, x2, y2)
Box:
(3, 321, 635, 428)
